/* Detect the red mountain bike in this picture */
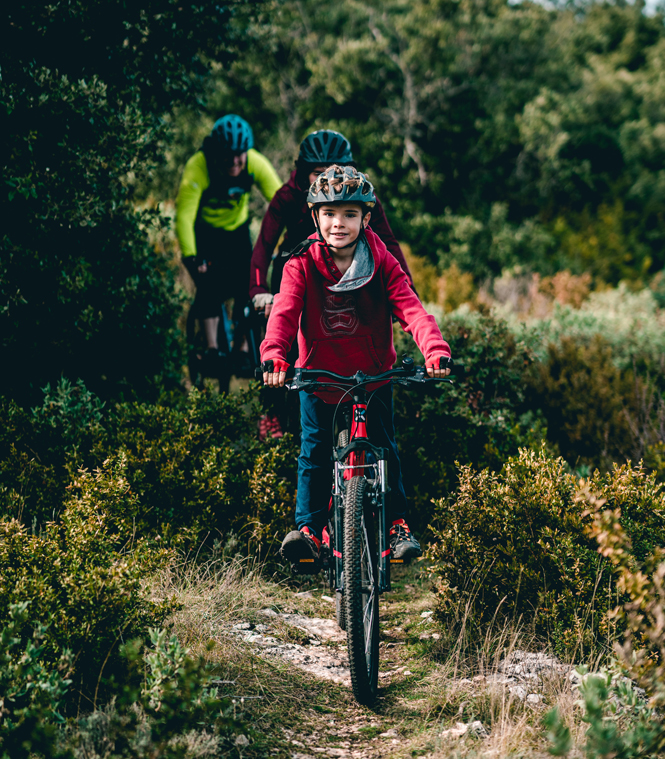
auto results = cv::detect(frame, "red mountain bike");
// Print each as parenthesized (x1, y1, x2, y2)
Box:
(285, 357, 457, 704)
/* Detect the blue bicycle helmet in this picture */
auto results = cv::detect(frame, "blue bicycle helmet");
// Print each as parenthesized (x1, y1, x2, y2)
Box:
(298, 130, 354, 165)
(211, 114, 254, 154)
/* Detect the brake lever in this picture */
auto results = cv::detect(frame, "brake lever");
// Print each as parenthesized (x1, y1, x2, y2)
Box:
(286, 379, 319, 393)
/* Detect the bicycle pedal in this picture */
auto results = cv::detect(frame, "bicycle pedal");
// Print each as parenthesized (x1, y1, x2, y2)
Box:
(390, 558, 404, 564)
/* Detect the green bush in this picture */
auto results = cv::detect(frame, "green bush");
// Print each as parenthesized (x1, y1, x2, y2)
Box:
(545, 497, 665, 757)
(0, 610, 242, 759)
(545, 667, 659, 759)
(525, 285, 665, 376)
(0, 603, 72, 759)
(505, 284, 665, 474)
(393, 309, 544, 532)
(429, 447, 665, 659)
(0, 380, 298, 554)
(529, 336, 638, 471)
(73, 628, 240, 759)
(0, 456, 175, 710)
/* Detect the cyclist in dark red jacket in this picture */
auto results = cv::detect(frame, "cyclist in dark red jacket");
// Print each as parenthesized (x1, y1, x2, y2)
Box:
(249, 130, 414, 316)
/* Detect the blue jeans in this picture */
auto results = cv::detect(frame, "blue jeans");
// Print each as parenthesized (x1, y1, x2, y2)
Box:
(295, 383, 407, 537)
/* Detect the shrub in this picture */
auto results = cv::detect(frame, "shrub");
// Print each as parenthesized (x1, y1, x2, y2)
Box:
(529, 336, 638, 471)
(545, 491, 665, 757)
(393, 309, 544, 532)
(90, 388, 266, 545)
(539, 270, 592, 309)
(403, 246, 478, 312)
(528, 284, 665, 376)
(246, 435, 300, 558)
(74, 628, 240, 759)
(0, 380, 300, 555)
(0, 456, 175, 711)
(0, 398, 67, 526)
(0, 603, 72, 759)
(545, 666, 659, 759)
(0, 610, 241, 759)
(429, 447, 665, 659)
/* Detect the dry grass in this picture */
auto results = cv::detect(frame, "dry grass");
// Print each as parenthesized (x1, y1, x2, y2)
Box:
(150, 553, 356, 754)
(147, 555, 616, 758)
(377, 569, 604, 759)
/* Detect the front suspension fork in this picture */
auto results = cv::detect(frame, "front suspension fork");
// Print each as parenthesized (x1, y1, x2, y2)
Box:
(333, 457, 392, 595)
(378, 458, 391, 593)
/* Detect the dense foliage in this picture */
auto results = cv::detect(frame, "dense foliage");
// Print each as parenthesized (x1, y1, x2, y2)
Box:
(429, 447, 665, 658)
(0, 379, 297, 551)
(394, 309, 544, 531)
(0, 460, 175, 709)
(3, 0, 665, 752)
(0, 0, 257, 404)
(0, 608, 242, 758)
(163, 0, 665, 288)
(545, 498, 665, 757)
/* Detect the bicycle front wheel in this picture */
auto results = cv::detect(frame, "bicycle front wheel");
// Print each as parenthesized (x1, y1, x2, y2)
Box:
(344, 475, 379, 704)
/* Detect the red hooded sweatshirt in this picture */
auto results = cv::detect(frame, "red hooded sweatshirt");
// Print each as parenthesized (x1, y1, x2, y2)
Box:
(260, 228, 450, 401)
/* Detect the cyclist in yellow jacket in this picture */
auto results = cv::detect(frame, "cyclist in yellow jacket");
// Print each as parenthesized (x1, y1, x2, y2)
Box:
(176, 114, 281, 371)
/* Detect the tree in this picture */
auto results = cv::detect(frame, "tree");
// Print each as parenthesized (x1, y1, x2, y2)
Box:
(160, 0, 665, 285)
(0, 0, 257, 404)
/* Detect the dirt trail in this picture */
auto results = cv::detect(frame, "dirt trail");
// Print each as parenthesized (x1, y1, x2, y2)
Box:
(221, 563, 581, 759)
(224, 566, 441, 759)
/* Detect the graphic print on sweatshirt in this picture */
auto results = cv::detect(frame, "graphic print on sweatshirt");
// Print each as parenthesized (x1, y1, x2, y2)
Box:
(320, 293, 359, 336)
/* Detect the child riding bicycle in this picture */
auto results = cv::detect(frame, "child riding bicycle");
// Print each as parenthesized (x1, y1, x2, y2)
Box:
(260, 165, 452, 572)
(251, 129, 416, 438)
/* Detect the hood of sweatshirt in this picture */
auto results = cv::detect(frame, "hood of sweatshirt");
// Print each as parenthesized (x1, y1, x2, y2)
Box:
(308, 228, 379, 292)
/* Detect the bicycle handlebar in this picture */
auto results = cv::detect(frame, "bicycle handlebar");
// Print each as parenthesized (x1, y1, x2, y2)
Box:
(288, 365, 452, 390)
(255, 356, 464, 388)
(283, 357, 462, 390)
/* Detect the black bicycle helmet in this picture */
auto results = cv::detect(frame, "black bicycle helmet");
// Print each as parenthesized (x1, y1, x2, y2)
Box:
(298, 130, 354, 166)
(211, 114, 254, 154)
(307, 165, 376, 208)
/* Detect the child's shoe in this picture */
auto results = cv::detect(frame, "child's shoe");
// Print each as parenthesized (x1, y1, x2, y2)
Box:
(389, 519, 422, 563)
(280, 527, 321, 574)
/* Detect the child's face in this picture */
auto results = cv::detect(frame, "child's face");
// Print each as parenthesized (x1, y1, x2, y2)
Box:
(317, 203, 371, 250)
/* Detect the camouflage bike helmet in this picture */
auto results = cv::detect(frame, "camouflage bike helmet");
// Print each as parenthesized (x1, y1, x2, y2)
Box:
(298, 129, 353, 166)
(307, 165, 376, 208)
(211, 114, 254, 154)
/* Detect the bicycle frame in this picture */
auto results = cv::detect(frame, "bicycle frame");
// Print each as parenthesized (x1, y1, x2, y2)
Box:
(284, 362, 457, 596)
(331, 384, 392, 595)
(278, 360, 457, 704)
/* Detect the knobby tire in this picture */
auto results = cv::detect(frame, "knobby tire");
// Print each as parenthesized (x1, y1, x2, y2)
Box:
(343, 475, 379, 704)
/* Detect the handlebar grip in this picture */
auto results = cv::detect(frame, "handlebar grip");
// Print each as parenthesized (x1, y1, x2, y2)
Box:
(437, 357, 465, 377)
(449, 362, 465, 377)
(254, 366, 264, 381)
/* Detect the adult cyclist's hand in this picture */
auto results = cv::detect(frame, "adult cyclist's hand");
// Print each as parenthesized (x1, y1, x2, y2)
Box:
(262, 359, 289, 387)
(253, 292, 274, 317)
(426, 355, 453, 378)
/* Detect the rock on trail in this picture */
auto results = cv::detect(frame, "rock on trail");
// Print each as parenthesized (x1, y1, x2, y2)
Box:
(225, 607, 351, 684)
